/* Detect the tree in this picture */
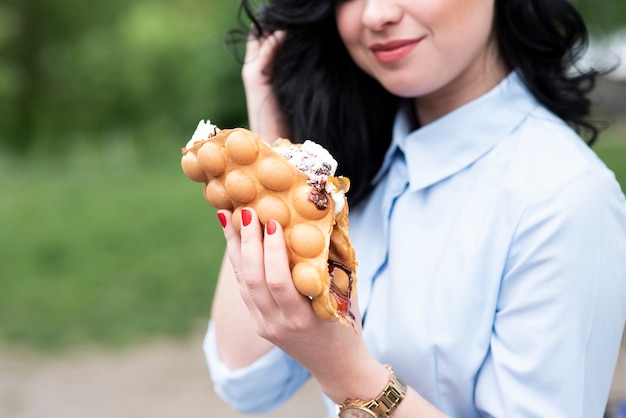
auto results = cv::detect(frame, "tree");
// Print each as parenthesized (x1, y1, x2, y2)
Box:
(0, 0, 245, 154)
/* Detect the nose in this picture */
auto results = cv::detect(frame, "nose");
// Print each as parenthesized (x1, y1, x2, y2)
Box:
(361, 0, 403, 31)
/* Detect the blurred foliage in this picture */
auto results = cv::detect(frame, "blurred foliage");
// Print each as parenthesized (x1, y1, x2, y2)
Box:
(0, 146, 226, 350)
(0, 0, 247, 154)
(572, 0, 626, 35)
(0, 0, 624, 352)
(0, 0, 624, 155)
(0, 0, 248, 350)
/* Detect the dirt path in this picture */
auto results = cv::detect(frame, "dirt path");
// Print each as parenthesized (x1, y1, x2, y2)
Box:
(0, 331, 624, 418)
(0, 331, 325, 418)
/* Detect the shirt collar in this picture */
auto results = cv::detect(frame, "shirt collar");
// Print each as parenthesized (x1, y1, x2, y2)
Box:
(372, 71, 539, 191)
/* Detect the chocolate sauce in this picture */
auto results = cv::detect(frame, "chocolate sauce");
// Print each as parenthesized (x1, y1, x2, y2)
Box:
(328, 261, 356, 322)
(308, 183, 329, 211)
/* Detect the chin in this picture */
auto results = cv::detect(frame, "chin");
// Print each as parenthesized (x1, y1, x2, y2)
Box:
(382, 82, 437, 99)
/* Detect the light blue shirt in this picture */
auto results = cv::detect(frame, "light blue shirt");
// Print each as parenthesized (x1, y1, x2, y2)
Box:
(204, 72, 626, 417)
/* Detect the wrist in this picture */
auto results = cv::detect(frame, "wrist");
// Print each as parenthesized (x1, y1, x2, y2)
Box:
(318, 359, 390, 406)
(336, 364, 407, 418)
(245, 92, 285, 144)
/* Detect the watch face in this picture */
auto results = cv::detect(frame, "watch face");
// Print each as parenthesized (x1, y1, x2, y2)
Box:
(340, 408, 376, 418)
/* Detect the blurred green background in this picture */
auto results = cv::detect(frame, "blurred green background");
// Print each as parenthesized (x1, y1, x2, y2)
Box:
(0, 0, 625, 352)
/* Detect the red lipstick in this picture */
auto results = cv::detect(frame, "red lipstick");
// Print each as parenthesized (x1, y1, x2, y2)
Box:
(369, 39, 421, 64)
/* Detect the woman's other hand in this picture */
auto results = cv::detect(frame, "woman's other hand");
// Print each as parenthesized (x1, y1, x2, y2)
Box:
(242, 30, 287, 143)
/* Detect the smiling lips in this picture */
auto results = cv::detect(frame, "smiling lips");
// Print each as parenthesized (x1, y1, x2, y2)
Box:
(369, 39, 421, 64)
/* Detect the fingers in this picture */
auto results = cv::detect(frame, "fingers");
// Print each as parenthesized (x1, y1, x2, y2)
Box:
(242, 30, 288, 142)
(243, 30, 287, 86)
(238, 208, 269, 297)
(225, 209, 277, 318)
(219, 210, 242, 281)
(219, 208, 309, 323)
(244, 30, 287, 71)
(239, 209, 311, 321)
(263, 220, 307, 313)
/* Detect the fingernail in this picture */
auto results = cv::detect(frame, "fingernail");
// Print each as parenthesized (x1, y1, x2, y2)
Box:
(266, 220, 277, 235)
(241, 209, 252, 227)
(217, 212, 227, 228)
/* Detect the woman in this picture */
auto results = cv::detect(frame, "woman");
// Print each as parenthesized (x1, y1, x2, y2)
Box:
(204, 0, 626, 416)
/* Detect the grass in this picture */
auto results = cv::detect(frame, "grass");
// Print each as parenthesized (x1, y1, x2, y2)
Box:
(0, 139, 226, 350)
(0, 120, 624, 352)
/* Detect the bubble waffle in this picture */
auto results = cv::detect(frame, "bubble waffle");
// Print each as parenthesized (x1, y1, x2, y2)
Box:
(181, 124, 357, 328)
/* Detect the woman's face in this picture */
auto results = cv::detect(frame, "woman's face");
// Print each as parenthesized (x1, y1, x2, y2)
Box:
(335, 0, 506, 119)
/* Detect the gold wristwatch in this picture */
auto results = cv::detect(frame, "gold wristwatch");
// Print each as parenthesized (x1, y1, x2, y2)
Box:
(337, 365, 407, 418)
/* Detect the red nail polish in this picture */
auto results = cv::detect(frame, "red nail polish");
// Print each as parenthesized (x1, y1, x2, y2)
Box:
(266, 220, 277, 235)
(217, 212, 227, 228)
(241, 209, 252, 227)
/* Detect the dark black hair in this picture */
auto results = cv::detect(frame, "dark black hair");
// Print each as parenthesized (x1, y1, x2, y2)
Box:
(494, 0, 601, 144)
(231, 0, 601, 205)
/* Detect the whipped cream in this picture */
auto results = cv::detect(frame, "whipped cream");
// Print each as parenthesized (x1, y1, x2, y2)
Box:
(275, 140, 345, 214)
(185, 120, 220, 149)
(186, 119, 346, 214)
(274, 140, 337, 180)
(325, 180, 346, 214)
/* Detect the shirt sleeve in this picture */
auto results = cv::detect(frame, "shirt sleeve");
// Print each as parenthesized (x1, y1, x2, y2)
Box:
(475, 168, 626, 417)
(202, 320, 311, 414)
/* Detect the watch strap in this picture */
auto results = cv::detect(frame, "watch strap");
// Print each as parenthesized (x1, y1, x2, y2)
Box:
(337, 365, 407, 417)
